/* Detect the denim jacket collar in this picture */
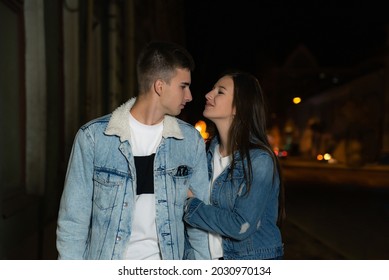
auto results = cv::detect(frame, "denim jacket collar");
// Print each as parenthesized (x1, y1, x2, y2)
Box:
(208, 136, 245, 162)
(104, 97, 184, 143)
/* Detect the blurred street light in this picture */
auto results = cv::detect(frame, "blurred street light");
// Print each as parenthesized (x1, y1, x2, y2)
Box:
(293, 97, 302, 104)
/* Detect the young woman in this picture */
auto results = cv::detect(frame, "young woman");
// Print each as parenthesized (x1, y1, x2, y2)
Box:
(184, 70, 285, 260)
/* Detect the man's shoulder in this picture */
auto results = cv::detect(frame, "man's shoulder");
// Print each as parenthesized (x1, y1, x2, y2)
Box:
(175, 117, 192, 127)
(175, 118, 201, 135)
(80, 114, 111, 131)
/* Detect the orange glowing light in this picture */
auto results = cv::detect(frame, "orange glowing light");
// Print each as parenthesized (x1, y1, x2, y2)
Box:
(195, 120, 209, 140)
(317, 154, 324, 161)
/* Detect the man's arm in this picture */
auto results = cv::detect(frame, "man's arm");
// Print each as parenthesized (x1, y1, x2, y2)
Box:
(56, 128, 94, 259)
(185, 134, 211, 259)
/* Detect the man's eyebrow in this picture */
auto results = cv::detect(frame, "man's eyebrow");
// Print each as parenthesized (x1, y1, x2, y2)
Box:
(181, 82, 190, 86)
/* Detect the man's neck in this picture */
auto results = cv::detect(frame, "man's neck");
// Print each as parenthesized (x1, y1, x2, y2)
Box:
(131, 95, 164, 125)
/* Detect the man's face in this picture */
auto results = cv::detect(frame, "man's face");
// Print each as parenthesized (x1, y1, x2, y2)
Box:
(159, 68, 192, 116)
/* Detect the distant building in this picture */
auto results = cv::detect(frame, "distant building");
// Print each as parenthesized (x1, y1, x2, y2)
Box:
(265, 37, 389, 165)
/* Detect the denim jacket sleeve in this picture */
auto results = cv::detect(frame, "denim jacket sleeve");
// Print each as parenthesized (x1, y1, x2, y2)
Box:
(184, 136, 211, 260)
(184, 150, 278, 241)
(56, 127, 94, 259)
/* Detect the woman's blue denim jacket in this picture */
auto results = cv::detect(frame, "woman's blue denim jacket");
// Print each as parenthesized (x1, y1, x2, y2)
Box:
(56, 98, 211, 260)
(184, 137, 284, 259)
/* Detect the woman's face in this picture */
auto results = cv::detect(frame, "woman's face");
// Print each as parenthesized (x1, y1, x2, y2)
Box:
(203, 75, 236, 123)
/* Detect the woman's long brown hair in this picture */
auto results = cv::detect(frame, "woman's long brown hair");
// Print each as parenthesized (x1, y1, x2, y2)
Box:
(210, 70, 286, 227)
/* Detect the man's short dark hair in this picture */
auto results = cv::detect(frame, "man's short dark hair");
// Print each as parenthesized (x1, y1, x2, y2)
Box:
(136, 41, 195, 94)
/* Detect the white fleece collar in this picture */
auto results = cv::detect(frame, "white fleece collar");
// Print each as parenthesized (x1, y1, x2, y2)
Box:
(104, 97, 184, 143)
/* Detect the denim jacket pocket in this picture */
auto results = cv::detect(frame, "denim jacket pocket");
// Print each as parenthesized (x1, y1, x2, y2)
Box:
(93, 168, 126, 210)
(168, 165, 193, 207)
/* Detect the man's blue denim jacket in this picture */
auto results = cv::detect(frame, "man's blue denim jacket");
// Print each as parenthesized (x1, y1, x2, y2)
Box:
(56, 98, 211, 260)
(184, 137, 284, 259)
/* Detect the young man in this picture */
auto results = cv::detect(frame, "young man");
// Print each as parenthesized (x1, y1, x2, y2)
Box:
(56, 41, 210, 260)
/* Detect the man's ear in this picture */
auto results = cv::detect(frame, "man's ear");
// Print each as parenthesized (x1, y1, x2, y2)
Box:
(154, 79, 164, 96)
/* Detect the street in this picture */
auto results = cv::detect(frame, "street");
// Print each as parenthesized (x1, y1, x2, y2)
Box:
(281, 160, 389, 260)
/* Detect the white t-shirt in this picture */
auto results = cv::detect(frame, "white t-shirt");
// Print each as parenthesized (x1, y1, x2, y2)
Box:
(123, 112, 163, 260)
(209, 144, 232, 260)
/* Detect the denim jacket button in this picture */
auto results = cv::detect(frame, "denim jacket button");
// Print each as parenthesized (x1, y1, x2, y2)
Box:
(116, 236, 121, 241)
(123, 202, 128, 207)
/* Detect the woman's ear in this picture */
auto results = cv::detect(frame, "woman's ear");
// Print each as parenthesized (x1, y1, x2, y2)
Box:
(232, 106, 236, 117)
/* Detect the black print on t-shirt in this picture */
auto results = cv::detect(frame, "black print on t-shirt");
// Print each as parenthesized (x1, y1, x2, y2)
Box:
(134, 154, 155, 195)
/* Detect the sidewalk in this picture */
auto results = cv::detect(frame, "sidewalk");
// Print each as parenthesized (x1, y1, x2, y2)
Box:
(282, 219, 346, 260)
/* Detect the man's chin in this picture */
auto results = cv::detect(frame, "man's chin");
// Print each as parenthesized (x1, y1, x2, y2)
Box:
(167, 110, 181, 117)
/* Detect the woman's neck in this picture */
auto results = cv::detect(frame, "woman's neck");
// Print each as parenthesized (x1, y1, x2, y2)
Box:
(215, 122, 230, 157)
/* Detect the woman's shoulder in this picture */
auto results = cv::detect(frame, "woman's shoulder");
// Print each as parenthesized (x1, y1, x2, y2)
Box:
(248, 147, 274, 165)
(249, 146, 271, 157)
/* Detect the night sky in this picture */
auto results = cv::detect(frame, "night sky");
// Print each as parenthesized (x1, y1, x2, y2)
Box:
(183, 1, 388, 123)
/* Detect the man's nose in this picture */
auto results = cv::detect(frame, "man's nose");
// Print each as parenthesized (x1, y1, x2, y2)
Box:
(185, 89, 193, 102)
